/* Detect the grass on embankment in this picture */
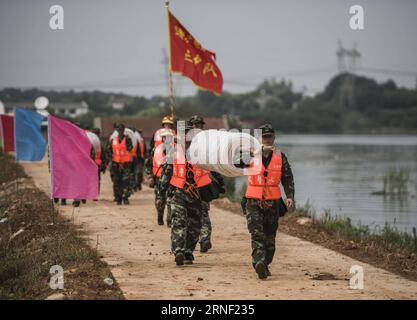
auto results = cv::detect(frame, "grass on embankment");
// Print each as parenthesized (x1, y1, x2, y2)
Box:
(295, 203, 417, 255)
(282, 203, 417, 282)
(213, 196, 417, 282)
(0, 152, 124, 299)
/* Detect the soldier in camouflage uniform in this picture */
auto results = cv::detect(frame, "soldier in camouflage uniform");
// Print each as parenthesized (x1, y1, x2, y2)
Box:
(242, 124, 295, 279)
(146, 129, 175, 226)
(135, 129, 146, 191)
(199, 202, 211, 251)
(157, 122, 224, 266)
(105, 123, 133, 205)
(189, 115, 213, 253)
(128, 127, 140, 194)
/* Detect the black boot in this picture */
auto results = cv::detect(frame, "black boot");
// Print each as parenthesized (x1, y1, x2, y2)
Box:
(158, 214, 164, 225)
(255, 261, 268, 280)
(200, 240, 212, 253)
(175, 252, 184, 266)
(60, 199, 67, 206)
(184, 253, 194, 265)
(266, 265, 272, 277)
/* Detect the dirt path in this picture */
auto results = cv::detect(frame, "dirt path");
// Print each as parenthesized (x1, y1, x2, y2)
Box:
(22, 160, 417, 299)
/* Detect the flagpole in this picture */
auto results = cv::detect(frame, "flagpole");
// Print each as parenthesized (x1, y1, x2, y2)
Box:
(13, 108, 19, 201)
(165, 0, 175, 118)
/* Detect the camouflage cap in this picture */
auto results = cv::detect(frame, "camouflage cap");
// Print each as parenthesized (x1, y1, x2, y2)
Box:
(189, 115, 205, 125)
(258, 124, 275, 137)
(116, 123, 125, 130)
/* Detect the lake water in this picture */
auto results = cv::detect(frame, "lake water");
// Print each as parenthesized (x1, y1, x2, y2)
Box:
(236, 135, 417, 234)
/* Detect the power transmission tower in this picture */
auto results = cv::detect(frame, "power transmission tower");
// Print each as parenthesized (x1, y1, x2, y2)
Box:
(337, 41, 361, 73)
(336, 41, 361, 108)
(336, 40, 347, 73)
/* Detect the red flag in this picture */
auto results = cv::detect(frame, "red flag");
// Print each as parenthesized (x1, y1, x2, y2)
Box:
(168, 10, 223, 95)
(0, 115, 15, 152)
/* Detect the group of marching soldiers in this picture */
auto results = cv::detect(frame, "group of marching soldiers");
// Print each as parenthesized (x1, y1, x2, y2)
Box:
(54, 124, 146, 207)
(143, 115, 295, 279)
(104, 123, 146, 205)
(86, 115, 295, 280)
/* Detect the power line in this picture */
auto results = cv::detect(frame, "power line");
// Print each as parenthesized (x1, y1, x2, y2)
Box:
(357, 67, 417, 77)
(226, 67, 336, 82)
(1, 65, 416, 93)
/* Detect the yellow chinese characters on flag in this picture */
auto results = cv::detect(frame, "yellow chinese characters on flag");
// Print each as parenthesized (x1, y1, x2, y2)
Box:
(168, 10, 223, 96)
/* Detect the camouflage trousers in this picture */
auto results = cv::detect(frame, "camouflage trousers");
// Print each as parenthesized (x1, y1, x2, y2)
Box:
(154, 177, 171, 222)
(110, 162, 132, 201)
(97, 167, 102, 193)
(170, 201, 202, 258)
(136, 161, 144, 189)
(199, 202, 211, 243)
(129, 162, 137, 193)
(245, 200, 280, 268)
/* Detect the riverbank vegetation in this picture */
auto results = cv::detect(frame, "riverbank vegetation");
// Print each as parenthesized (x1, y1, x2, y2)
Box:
(383, 168, 410, 196)
(295, 202, 417, 255)
(282, 203, 417, 281)
(0, 153, 124, 299)
(2, 73, 417, 134)
(213, 198, 417, 281)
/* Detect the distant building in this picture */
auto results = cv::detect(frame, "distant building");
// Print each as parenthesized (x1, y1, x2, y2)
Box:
(49, 101, 89, 118)
(3, 102, 34, 113)
(108, 96, 134, 111)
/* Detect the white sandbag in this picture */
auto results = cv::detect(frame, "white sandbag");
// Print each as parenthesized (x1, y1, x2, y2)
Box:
(85, 131, 101, 151)
(189, 130, 262, 177)
(110, 128, 138, 146)
(125, 128, 138, 146)
(134, 131, 144, 143)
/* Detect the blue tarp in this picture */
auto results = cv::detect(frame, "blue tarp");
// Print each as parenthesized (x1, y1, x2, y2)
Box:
(14, 108, 46, 161)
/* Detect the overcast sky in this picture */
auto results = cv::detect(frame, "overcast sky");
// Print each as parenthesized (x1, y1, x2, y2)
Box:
(1, 0, 417, 97)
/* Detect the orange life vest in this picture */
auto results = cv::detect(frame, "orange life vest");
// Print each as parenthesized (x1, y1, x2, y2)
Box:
(112, 136, 132, 163)
(130, 142, 138, 158)
(245, 150, 283, 200)
(170, 144, 212, 189)
(152, 143, 167, 177)
(95, 145, 102, 166)
(154, 128, 175, 147)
